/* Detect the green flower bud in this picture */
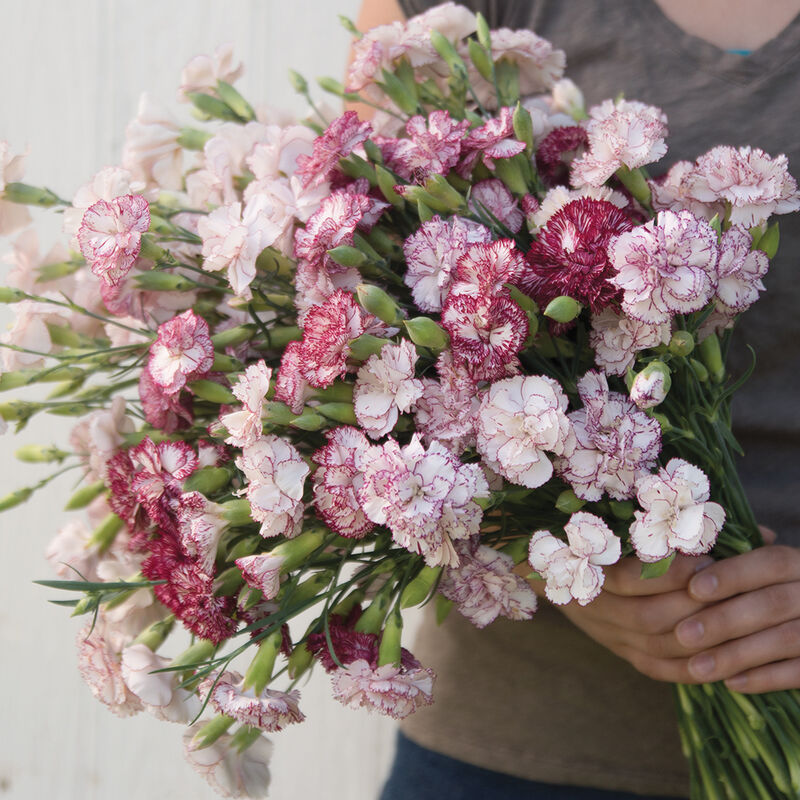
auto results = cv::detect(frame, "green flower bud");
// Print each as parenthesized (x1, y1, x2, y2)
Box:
(467, 38, 493, 81)
(327, 245, 368, 267)
(15, 444, 70, 463)
(65, 480, 107, 510)
(615, 166, 652, 207)
(243, 629, 283, 694)
(404, 317, 450, 353)
(214, 566, 245, 597)
(187, 92, 241, 122)
(362, 139, 384, 165)
(354, 581, 393, 634)
(331, 588, 366, 618)
(668, 330, 695, 357)
(133, 271, 195, 292)
(349, 333, 387, 361)
(512, 102, 534, 150)
(317, 76, 346, 96)
(2, 182, 61, 207)
(315, 402, 358, 425)
(0, 371, 29, 390)
(544, 296, 582, 323)
(36, 259, 82, 282)
(288, 70, 309, 95)
(416, 198, 435, 222)
(378, 68, 418, 115)
(290, 408, 325, 431)
(262, 325, 302, 350)
(138, 235, 165, 262)
(287, 642, 314, 680)
(340, 154, 377, 184)
(400, 184, 451, 213)
(494, 58, 521, 108)
(400, 566, 442, 608)
(183, 467, 231, 496)
(262, 401, 296, 426)
(689, 358, 709, 383)
(89, 513, 124, 552)
(0, 486, 34, 511)
(493, 154, 531, 195)
(555, 489, 586, 514)
(133, 617, 175, 652)
(375, 165, 405, 208)
(211, 325, 256, 349)
(170, 639, 217, 671)
(313, 381, 354, 403)
(476, 12, 491, 48)
(356, 284, 401, 325)
(176, 127, 212, 151)
(271, 528, 327, 572)
(378, 609, 403, 667)
(46, 323, 86, 348)
(256, 247, 294, 279)
(188, 379, 237, 404)
(757, 221, 780, 259)
(216, 80, 256, 122)
(280, 570, 334, 607)
(651, 411, 672, 432)
(424, 174, 466, 211)
(231, 726, 263, 753)
(0, 400, 41, 421)
(0, 287, 27, 303)
(435, 594, 454, 625)
(192, 715, 236, 750)
(210, 353, 242, 373)
(697, 333, 725, 383)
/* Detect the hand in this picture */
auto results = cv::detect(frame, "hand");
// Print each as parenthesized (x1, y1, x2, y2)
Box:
(677, 529, 800, 693)
(523, 554, 715, 682)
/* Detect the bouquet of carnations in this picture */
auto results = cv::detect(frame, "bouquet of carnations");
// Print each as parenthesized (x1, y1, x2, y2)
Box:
(2, 3, 799, 798)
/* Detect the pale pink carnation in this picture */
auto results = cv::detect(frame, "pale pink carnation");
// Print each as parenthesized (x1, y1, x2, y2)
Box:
(571, 99, 668, 187)
(69, 396, 136, 481)
(236, 435, 309, 539)
(357, 435, 488, 567)
(630, 458, 725, 563)
(714, 226, 769, 314)
(246, 125, 317, 182)
(183, 725, 273, 800)
(390, 111, 469, 183)
(148, 310, 214, 395)
(476, 375, 574, 488)
(330, 658, 435, 720)
(203, 671, 304, 732)
(0, 141, 31, 235)
(551, 78, 586, 118)
(236, 553, 286, 600)
(487, 29, 566, 94)
(354, 340, 423, 439)
(122, 93, 183, 190)
(0, 299, 56, 371)
(221, 360, 272, 447)
(402, 215, 491, 312)
(556, 371, 661, 501)
(45, 520, 100, 581)
(528, 512, 621, 605)
(179, 43, 243, 99)
(3, 228, 69, 294)
(686, 145, 800, 227)
(77, 195, 150, 286)
(609, 209, 719, 324)
(649, 160, 722, 220)
(77, 617, 143, 717)
(468, 178, 524, 233)
(440, 541, 537, 627)
(312, 426, 375, 539)
(121, 644, 201, 723)
(273, 341, 312, 415)
(590, 308, 671, 376)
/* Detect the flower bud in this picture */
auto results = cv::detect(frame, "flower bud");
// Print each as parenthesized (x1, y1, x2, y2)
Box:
(668, 331, 694, 357)
(377, 609, 403, 667)
(315, 402, 357, 425)
(331, 588, 366, 617)
(375, 165, 405, 208)
(400, 566, 442, 608)
(398, 184, 451, 213)
(262, 401, 296, 426)
(757, 222, 779, 259)
(210, 353, 242, 373)
(288, 70, 309, 95)
(183, 467, 231, 496)
(243, 629, 282, 694)
(615, 165, 651, 207)
(467, 38, 493, 81)
(138, 236, 165, 262)
(0, 400, 42, 421)
(689, 358, 709, 382)
(356, 284, 401, 325)
(512, 102, 534, 151)
(327, 245, 368, 268)
(188, 379, 236, 404)
(651, 411, 672, 432)
(551, 78, 586, 120)
(210, 325, 257, 350)
(317, 76, 346, 96)
(133, 271, 195, 291)
(630, 362, 671, 409)
(0, 486, 34, 511)
(65, 480, 107, 510)
(313, 381, 354, 403)
(170, 639, 217, 672)
(697, 333, 725, 384)
(187, 92, 240, 122)
(349, 333, 387, 361)
(424, 174, 466, 211)
(15, 444, 70, 463)
(280, 570, 334, 607)
(376, 70, 418, 116)
(404, 317, 450, 353)
(133, 617, 175, 652)
(271, 528, 327, 573)
(176, 127, 212, 151)
(287, 642, 314, 680)
(289, 408, 324, 431)
(555, 489, 585, 514)
(230, 726, 263, 753)
(493, 154, 530, 195)
(544, 296, 582, 323)
(0, 287, 27, 303)
(353, 580, 394, 634)
(192, 715, 236, 750)
(416, 198, 435, 222)
(89, 513, 124, 552)
(214, 566, 245, 597)
(2, 182, 61, 207)
(263, 325, 302, 350)
(216, 80, 256, 122)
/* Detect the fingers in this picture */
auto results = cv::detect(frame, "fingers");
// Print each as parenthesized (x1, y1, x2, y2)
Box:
(724, 657, 800, 694)
(614, 646, 694, 683)
(688, 546, 800, 602)
(604, 554, 713, 597)
(681, 619, 800, 684)
(759, 525, 777, 545)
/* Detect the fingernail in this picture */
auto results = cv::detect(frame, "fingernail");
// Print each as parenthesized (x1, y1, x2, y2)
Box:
(726, 675, 747, 691)
(677, 619, 704, 646)
(690, 653, 715, 678)
(691, 572, 718, 598)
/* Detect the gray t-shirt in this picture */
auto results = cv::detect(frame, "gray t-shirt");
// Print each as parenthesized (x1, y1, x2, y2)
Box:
(394, 1, 800, 796)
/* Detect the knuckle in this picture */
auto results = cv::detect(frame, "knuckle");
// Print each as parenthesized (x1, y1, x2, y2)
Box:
(764, 583, 796, 617)
(777, 619, 800, 650)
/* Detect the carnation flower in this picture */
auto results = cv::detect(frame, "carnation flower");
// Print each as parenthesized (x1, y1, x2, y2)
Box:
(686, 145, 800, 227)
(199, 197, 282, 299)
(69, 396, 136, 481)
(46, 520, 100, 581)
(441, 292, 528, 381)
(448, 238, 527, 300)
(202, 671, 305, 732)
(528, 512, 621, 605)
(389, 110, 469, 183)
(148, 310, 214, 395)
(235, 553, 286, 600)
(630, 363, 671, 410)
(609, 209, 719, 324)
(179, 43, 243, 99)
(476, 375, 574, 488)
(649, 160, 721, 220)
(138, 364, 194, 433)
(297, 289, 366, 388)
(183, 725, 273, 800)
(520, 197, 633, 312)
(468, 179, 524, 233)
(356, 435, 488, 567)
(296, 111, 372, 188)
(531, 185, 628, 231)
(221, 360, 272, 447)
(630, 458, 725, 563)
(178, 494, 229, 574)
(535, 126, 589, 187)
(589, 308, 671, 376)
(402, 215, 491, 312)
(354, 340, 424, 439)
(714, 226, 769, 314)
(312, 426, 375, 539)
(439, 541, 537, 627)
(330, 658, 435, 720)
(121, 643, 201, 723)
(273, 341, 312, 415)
(236, 435, 309, 539)
(555, 371, 661, 501)
(458, 107, 526, 175)
(571, 99, 668, 187)
(77, 194, 151, 286)
(122, 93, 182, 190)
(0, 141, 31, 235)
(246, 124, 317, 182)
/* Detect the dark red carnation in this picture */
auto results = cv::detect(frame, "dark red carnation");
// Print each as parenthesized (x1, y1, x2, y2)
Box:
(535, 126, 589, 187)
(518, 197, 633, 313)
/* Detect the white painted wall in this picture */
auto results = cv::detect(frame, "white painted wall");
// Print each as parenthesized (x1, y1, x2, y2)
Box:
(0, 2, 410, 798)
